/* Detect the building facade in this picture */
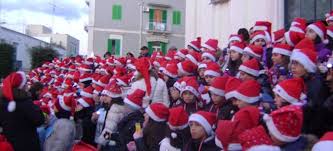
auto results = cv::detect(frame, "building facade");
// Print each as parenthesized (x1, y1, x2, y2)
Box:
(0, 26, 67, 71)
(185, 0, 333, 48)
(86, 0, 186, 57)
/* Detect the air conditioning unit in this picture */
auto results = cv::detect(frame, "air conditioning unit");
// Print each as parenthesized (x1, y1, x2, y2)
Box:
(210, 0, 229, 5)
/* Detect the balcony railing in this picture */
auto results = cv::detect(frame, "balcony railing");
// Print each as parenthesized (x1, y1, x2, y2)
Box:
(146, 20, 170, 34)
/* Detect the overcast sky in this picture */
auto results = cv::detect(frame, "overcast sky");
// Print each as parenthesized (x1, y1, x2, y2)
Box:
(0, 0, 89, 55)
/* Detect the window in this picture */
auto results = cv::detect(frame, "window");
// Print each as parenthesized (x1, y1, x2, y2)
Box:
(112, 5, 122, 20)
(173, 11, 181, 25)
(285, 0, 333, 27)
(149, 8, 167, 31)
(107, 39, 121, 56)
(148, 41, 167, 55)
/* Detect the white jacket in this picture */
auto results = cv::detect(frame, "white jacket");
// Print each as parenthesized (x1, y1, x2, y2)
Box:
(159, 138, 181, 151)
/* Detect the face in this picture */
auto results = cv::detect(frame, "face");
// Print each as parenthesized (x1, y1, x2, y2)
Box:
(100, 95, 112, 106)
(198, 68, 206, 78)
(328, 20, 333, 26)
(229, 40, 238, 46)
(93, 94, 100, 103)
(239, 71, 255, 81)
(241, 53, 251, 62)
(141, 49, 149, 55)
(182, 91, 196, 104)
(305, 28, 317, 41)
(291, 60, 307, 78)
(143, 113, 149, 128)
(254, 38, 266, 46)
(230, 50, 241, 61)
(189, 121, 207, 140)
(79, 83, 85, 89)
(170, 87, 180, 101)
(274, 93, 288, 108)
(163, 74, 169, 82)
(75, 103, 84, 112)
(204, 75, 215, 85)
(235, 99, 250, 109)
(326, 69, 333, 92)
(202, 47, 209, 52)
(272, 53, 283, 65)
(202, 56, 213, 63)
(211, 93, 225, 105)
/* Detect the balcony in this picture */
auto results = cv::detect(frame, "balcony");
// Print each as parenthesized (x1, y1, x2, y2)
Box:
(146, 20, 171, 34)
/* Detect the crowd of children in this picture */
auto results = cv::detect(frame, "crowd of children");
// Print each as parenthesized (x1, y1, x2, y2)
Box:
(2, 10, 333, 151)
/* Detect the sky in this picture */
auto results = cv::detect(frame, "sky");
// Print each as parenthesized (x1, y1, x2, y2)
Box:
(0, 0, 89, 55)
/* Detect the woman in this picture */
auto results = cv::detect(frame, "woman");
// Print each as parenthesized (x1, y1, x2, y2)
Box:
(0, 71, 45, 151)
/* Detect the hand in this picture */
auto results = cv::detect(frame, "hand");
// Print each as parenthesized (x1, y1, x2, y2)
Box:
(91, 112, 99, 123)
(133, 129, 143, 139)
(127, 141, 137, 151)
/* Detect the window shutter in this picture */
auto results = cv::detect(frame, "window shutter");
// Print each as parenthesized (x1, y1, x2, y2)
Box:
(149, 9, 155, 30)
(148, 42, 153, 55)
(161, 42, 167, 55)
(107, 39, 113, 53)
(162, 10, 167, 23)
(115, 39, 121, 56)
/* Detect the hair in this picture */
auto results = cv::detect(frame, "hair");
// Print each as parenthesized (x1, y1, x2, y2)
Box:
(127, 52, 134, 57)
(104, 52, 111, 58)
(238, 28, 250, 42)
(280, 54, 290, 68)
(314, 35, 322, 44)
(29, 82, 44, 100)
(167, 127, 191, 149)
(227, 55, 243, 76)
(143, 118, 168, 149)
(140, 46, 149, 50)
(55, 109, 71, 119)
(327, 36, 333, 50)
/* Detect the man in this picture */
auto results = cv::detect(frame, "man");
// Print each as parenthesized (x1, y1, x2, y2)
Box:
(139, 46, 150, 58)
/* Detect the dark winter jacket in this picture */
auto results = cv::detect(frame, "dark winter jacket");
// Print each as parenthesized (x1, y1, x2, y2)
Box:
(281, 136, 308, 151)
(115, 110, 144, 151)
(0, 88, 45, 151)
(183, 135, 220, 151)
(75, 107, 97, 146)
(218, 101, 238, 120)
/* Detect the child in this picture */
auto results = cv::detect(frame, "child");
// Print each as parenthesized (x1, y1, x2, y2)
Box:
(312, 132, 333, 151)
(224, 42, 246, 76)
(203, 62, 222, 86)
(170, 78, 185, 107)
(269, 43, 293, 86)
(263, 105, 307, 151)
(273, 78, 306, 108)
(133, 103, 169, 151)
(202, 39, 219, 52)
(184, 111, 219, 151)
(180, 77, 203, 115)
(197, 63, 207, 86)
(241, 45, 263, 64)
(326, 10, 333, 26)
(238, 59, 260, 81)
(160, 106, 191, 151)
(201, 50, 217, 63)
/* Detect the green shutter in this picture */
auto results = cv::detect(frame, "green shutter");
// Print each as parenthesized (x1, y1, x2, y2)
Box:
(161, 42, 167, 55)
(112, 5, 122, 20)
(148, 42, 153, 55)
(162, 10, 167, 23)
(115, 39, 121, 56)
(177, 11, 181, 25)
(149, 9, 154, 30)
(107, 39, 113, 53)
(173, 11, 181, 25)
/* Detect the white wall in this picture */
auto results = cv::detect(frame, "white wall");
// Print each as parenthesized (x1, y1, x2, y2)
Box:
(185, 0, 284, 48)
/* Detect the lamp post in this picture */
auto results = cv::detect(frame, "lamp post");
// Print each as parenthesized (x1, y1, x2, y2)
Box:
(139, 0, 144, 48)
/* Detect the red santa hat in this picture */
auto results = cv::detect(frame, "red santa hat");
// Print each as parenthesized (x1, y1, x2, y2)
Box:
(204, 62, 221, 77)
(77, 98, 94, 108)
(92, 73, 102, 85)
(85, 57, 94, 65)
(201, 50, 217, 62)
(134, 57, 152, 96)
(188, 37, 202, 52)
(263, 105, 303, 143)
(291, 17, 307, 27)
(180, 77, 200, 97)
(312, 132, 333, 151)
(228, 34, 243, 43)
(106, 58, 115, 66)
(113, 67, 126, 77)
(173, 77, 186, 91)
(289, 24, 306, 33)
(96, 75, 111, 87)
(232, 80, 261, 103)
(114, 57, 127, 67)
(93, 85, 103, 95)
(250, 31, 267, 44)
(326, 10, 333, 22)
(168, 106, 189, 130)
(273, 78, 306, 106)
(239, 126, 280, 151)
(165, 50, 176, 60)
(215, 120, 242, 151)
(124, 89, 145, 110)
(253, 21, 272, 42)
(2, 71, 27, 112)
(80, 86, 94, 98)
(290, 38, 317, 73)
(177, 60, 197, 76)
(163, 63, 178, 78)
(225, 77, 242, 100)
(102, 81, 122, 98)
(327, 25, 333, 38)
(202, 39, 219, 51)
(233, 106, 260, 131)
(244, 45, 263, 59)
(209, 76, 229, 97)
(284, 30, 305, 47)
(116, 74, 132, 87)
(55, 95, 75, 112)
(239, 59, 260, 77)
(198, 63, 207, 69)
(68, 65, 76, 72)
(186, 51, 202, 65)
(272, 43, 293, 56)
(189, 111, 217, 135)
(230, 42, 246, 54)
(79, 73, 92, 83)
(307, 21, 328, 43)
(78, 64, 92, 72)
(145, 102, 170, 122)
(273, 28, 286, 43)
(176, 49, 189, 59)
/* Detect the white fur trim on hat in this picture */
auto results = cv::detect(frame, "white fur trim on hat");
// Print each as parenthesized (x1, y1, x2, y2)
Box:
(289, 26, 305, 33)
(77, 98, 90, 107)
(328, 30, 333, 38)
(80, 91, 93, 98)
(273, 85, 303, 106)
(253, 25, 268, 31)
(116, 79, 127, 86)
(177, 63, 192, 76)
(145, 106, 166, 122)
(204, 70, 221, 77)
(307, 24, 325, 41)
(163, 69, 178, 78)
(290, 49, 317, 73)
(272, 48, 292, 56)
(95, 81, 107, 87)
(58, 96, 71, 111)
(232, 90, 260, 103)
(209, 86, 225, 96)
(202, 52, 216, 62)
(93, 90, 101, 95)
(198, 63, 207, 69)
(312, 140, 333, 151)
(202, 43, 216, 51)
(79, 77, 92, 83)
(248, 145, 281, 151)
(188, 43, 201, 52)
(124, 97, 141, 110)
(251, 34, 267, 44)
(244, 47, 261, 58)
(181, 86, 200, 97)
(101, 90, 122, 98)
(284, 32, 295, 47)
(79, 67, 92, 72)
(239, 65, 259, 77)
(17, 71, 27, 89)
(228, 37, 242, 43)
(186, 54, 199, 65)
(189, 113, 213, 135)
(225, 91, 236, 100)
(230, 46, 243, 54)
(126, 64, 136, 70)
(176, 51, 186, 58)
(263, 114, 300, 143)
(168, 122, 188, 131)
